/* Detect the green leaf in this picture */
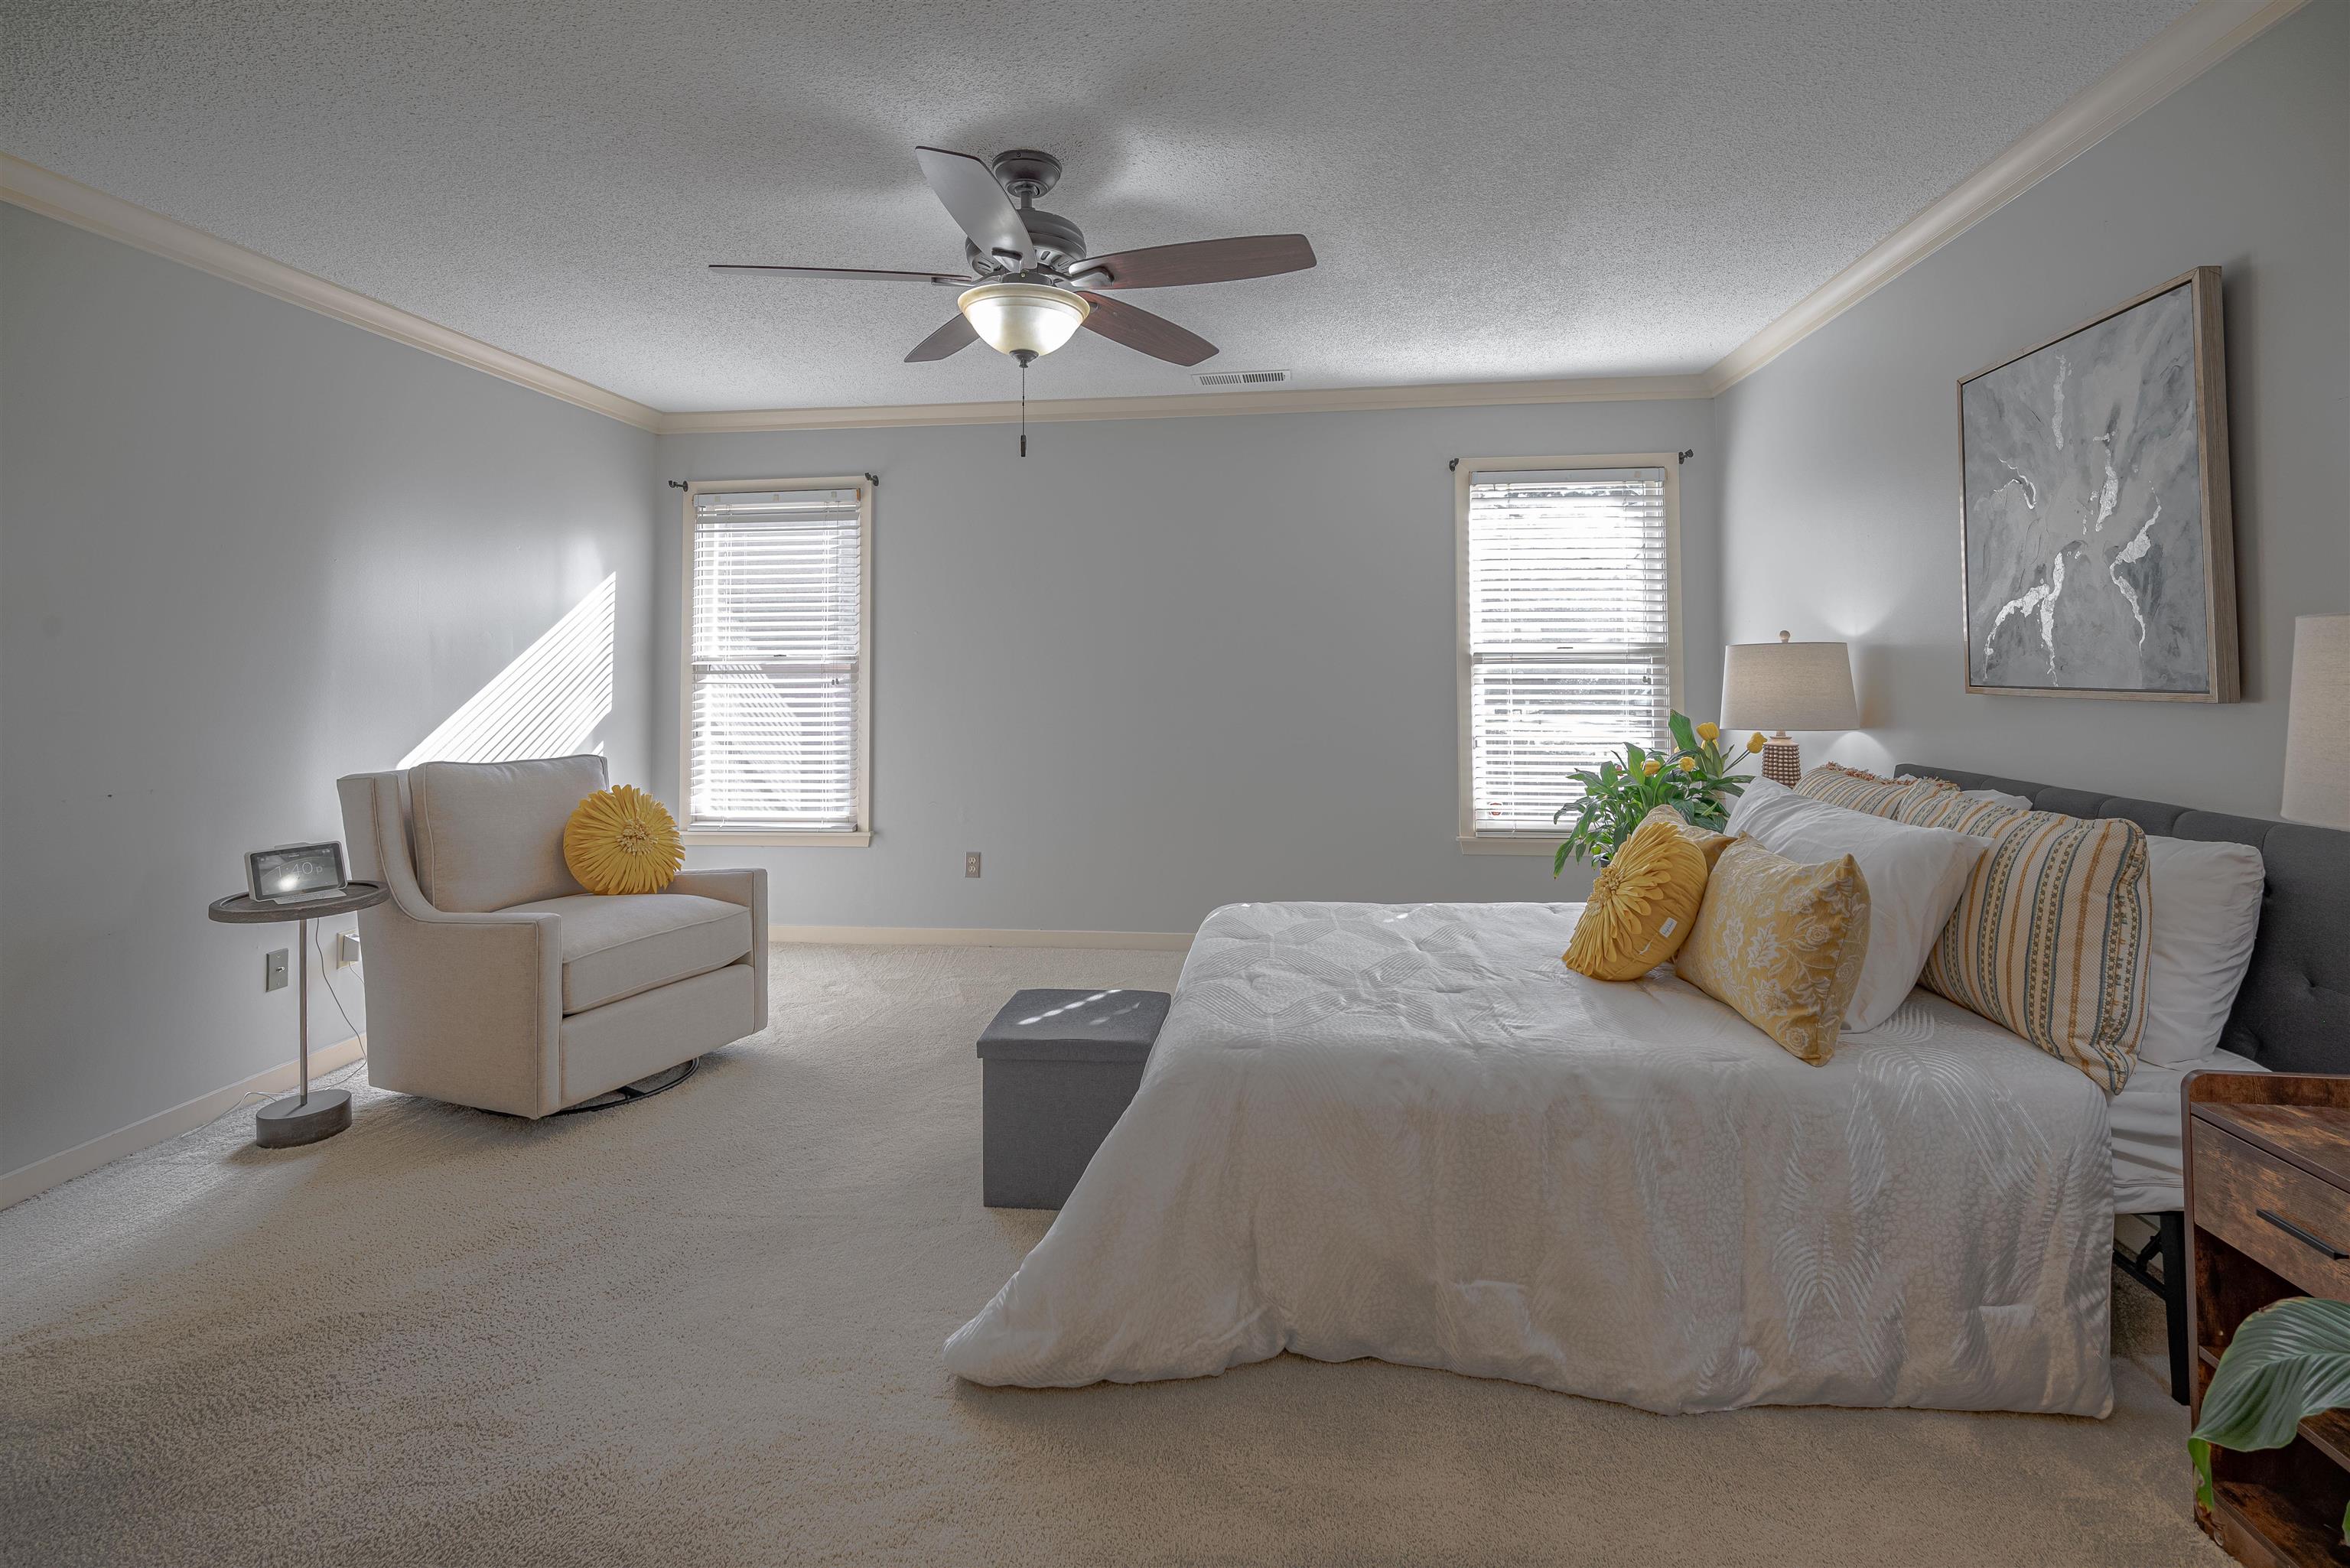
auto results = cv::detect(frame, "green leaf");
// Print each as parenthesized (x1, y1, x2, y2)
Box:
(1624, 743, 1645, 771)
(1552, 841, 1570, 877)
(1668, 711, 1696, 752)
(2188, 1296, 2350, 1518)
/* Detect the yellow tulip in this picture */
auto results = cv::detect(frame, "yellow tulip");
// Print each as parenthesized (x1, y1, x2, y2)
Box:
(1677, 755, 1698, 772)
(1641, 758, 1663, 777)
(1746, 732, 1767, 753)
(1696, 721, 1719, 743)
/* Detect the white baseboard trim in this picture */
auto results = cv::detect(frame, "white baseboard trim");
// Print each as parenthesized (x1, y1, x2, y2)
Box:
(0, 1034, 366, 1211)
(771, 925, 1195, 952)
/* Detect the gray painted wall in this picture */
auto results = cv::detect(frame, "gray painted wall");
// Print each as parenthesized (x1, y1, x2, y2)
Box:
(1716, 2, 2348, 818)
(656, 399, 1718, 933)
(1, 205, 656, 1176)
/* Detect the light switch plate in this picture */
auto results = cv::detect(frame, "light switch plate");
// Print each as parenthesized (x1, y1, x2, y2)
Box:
(264, 949, 290, 991)
(965, 851, 981, 878)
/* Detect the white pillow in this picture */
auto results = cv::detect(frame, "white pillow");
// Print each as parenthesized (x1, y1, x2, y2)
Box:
(1727, 788, 1990, 1033)
(1723, 776, 1792, 836)
(2137, 834, 2264, 1065)
(1960, 787, 2033, 809)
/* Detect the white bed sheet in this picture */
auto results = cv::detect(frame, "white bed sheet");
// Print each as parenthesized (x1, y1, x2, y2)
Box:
(1842, 1000, 2267, 1215)
(947, 901, 2116, 1416)
(2110, 1048, 2267, 1214)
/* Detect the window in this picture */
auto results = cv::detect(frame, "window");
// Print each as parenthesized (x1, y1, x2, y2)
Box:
(1457, 455, 1680, 851)
(680, 477, 872, 844)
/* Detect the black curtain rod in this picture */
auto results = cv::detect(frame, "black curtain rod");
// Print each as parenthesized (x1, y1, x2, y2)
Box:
(1449, 451, 1694, 470)
(666, 473, 880, 490)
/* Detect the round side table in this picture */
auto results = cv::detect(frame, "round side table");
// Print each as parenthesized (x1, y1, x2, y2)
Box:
(208, 883, 389, 1147)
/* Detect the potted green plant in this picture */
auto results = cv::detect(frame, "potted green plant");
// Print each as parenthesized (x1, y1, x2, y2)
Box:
(1551, 712, 1762, 875)
(2189, 1296, 2350, 1544)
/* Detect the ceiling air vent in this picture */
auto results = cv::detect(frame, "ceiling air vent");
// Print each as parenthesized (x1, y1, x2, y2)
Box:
(1193, 369, 1290, 387)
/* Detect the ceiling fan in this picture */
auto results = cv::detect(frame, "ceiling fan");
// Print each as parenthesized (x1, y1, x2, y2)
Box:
(709, 147, 1317, 370)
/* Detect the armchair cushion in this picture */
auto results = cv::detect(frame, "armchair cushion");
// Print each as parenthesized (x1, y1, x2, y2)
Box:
(407, 755, 607, 912)
(503, 893, 753, 1013)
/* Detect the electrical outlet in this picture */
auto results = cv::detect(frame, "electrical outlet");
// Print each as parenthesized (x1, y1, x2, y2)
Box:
(334, 932, 362, 968)
(965, 851, 982, 878)
(264, 948, 290, 991)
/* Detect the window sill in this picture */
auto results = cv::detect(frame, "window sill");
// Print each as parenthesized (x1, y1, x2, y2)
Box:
(683, 830, 872, 847)
(1457, 835, 1564, 857)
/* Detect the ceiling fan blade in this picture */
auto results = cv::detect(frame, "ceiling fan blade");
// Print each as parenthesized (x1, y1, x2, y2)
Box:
(1076, 291, 1217, 366)
(709, 264, 973, 286)
(1074, 235, 1315, 290)
(905, 312, 980, 363)
(914, 146, 1035, 271)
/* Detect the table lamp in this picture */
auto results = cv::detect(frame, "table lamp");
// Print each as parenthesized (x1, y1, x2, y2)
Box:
(2281, 613, 2348, 829)
(1720, 631, 1860, 787)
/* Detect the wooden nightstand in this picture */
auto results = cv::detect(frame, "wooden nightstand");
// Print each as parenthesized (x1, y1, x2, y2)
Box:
(2186, 1072, 2350, 1567)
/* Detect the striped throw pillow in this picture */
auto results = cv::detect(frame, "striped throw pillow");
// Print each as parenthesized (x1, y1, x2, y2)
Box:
(1795, 763, 1956, 819)
(1895, 791, 2152, 1090)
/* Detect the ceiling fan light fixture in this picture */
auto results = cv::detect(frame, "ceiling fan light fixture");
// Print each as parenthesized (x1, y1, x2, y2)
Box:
(958, 281, 1089, 361)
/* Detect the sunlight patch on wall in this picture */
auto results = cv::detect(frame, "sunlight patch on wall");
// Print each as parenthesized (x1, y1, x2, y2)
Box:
(399, 574, 616, 768)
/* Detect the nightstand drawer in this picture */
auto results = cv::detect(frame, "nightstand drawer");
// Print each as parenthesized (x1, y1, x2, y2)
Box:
(2194, 1120, 2350, 1300)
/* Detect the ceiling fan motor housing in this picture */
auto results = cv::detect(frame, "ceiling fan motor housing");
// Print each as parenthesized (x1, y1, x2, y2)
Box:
(967, 207, 1086, 274)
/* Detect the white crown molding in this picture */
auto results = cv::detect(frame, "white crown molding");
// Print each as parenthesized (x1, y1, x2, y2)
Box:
(656, 374, 1714, 435)
(1701, 0, 2309, 394)
(4, 0, 2306, 432)
(0, 154, 663, 431)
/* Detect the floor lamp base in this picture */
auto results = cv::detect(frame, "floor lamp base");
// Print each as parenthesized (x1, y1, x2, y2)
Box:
(256, 1089, 353, 1148)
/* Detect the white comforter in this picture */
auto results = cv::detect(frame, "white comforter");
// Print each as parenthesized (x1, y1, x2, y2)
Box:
(945, 902, 2116, 1416)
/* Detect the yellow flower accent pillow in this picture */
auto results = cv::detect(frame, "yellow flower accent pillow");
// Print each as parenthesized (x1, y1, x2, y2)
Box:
(1672, 839, 1872, 1065)
(563, 786, 685, 896)
(1564, 818, 1710, 981)
(1638, 804, 1734, 870)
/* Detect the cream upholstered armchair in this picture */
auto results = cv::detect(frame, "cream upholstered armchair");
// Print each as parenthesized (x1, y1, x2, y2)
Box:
(337, 755, 766, 1117)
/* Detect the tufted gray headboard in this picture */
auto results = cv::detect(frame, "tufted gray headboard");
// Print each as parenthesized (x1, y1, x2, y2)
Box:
(1898, 763, 2350, 1074)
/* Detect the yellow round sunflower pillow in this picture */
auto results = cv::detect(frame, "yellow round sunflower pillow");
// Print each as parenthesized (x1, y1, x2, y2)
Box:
(1562, 816, 1710, 981)
(564, 785, 685, 896)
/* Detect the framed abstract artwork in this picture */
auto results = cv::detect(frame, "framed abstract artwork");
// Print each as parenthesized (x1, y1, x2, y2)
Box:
(1957, 265, 2238, 701)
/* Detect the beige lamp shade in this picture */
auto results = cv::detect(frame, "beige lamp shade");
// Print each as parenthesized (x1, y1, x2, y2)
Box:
(1720, 632, 1860, 734)
(2281, 613, 2350, 828)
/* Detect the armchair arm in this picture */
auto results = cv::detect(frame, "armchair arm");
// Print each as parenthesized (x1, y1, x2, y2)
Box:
(338, 773, 567, 1115)
(668, 867, 767, 1034)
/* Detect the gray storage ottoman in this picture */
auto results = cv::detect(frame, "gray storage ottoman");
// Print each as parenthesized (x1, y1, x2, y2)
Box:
(978, 987, 1170, 1209)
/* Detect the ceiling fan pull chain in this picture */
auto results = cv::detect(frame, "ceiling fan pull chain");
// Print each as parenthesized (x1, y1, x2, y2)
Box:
(1020, 361, 1027, 458)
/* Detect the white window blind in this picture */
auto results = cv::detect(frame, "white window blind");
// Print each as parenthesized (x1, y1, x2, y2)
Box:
(1463, 465, 1674, 837)
(686, 485, 866, 834)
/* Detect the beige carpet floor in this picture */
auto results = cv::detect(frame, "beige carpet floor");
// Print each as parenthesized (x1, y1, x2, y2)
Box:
(2, 944, 2223, 1567)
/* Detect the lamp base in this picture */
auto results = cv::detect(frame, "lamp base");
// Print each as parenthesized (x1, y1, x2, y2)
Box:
(255, 1089, 352, 1148)
(1760, 740, 1804, 788)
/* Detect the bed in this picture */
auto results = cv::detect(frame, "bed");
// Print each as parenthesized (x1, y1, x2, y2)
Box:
(1899, 764, 2350, 1404)
(944, 767, 2350, 1416)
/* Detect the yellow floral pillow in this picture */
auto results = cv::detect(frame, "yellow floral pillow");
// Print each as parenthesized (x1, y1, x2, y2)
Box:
(1564, 818, 1710, 981)
(563, 786, 685, 895)
(1672, 839, 1872, 1065)
(1638, 805, 1734, 870)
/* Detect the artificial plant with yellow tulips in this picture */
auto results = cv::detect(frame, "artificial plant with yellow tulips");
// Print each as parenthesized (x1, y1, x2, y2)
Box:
(1551, 712, 1762, 873)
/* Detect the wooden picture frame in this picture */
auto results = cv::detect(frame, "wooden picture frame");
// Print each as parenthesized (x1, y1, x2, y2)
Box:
(1956, 265, 2238, 701)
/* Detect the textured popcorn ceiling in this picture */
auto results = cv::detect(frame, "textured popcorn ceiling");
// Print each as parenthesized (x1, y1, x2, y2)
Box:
(2, 1, 2193, 412)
